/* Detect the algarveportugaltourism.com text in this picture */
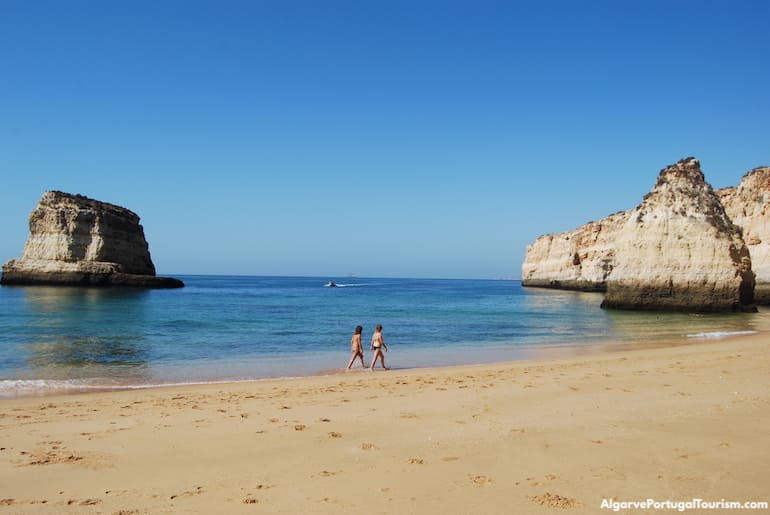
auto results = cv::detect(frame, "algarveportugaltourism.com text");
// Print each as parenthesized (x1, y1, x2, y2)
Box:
(601, 498, 769, 512)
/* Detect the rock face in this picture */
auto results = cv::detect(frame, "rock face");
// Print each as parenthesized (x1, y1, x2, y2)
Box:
(521, 210, 629, 291)
(717, 167, 770, 304)
(522, 158, 758, 312)
(600, 158, 754, 312)
(1, 191, 183, 288)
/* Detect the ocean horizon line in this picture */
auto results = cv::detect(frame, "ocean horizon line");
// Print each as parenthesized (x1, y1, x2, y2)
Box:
(153, 272, 524, 282)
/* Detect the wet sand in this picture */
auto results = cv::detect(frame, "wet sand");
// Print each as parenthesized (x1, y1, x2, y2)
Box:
(1, 332, 768, 514)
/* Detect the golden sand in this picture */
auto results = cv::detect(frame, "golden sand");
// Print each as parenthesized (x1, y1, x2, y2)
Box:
(1, 333, 768, 514)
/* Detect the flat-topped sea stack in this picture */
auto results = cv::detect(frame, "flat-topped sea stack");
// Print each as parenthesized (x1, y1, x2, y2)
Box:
(716, 166, 770, 304)
(522, 157, 759, 312)
(1, 191, 183, 288)
(600, 158, 754, 312)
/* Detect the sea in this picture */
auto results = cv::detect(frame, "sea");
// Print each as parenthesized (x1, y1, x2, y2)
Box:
(1, 275, 768, 398)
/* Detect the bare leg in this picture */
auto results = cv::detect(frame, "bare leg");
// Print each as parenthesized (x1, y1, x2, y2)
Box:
(349, 352, 365, 369)
(369, 350, 380, 370)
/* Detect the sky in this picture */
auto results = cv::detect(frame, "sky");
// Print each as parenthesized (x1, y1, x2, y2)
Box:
(1, 1, 768, 279)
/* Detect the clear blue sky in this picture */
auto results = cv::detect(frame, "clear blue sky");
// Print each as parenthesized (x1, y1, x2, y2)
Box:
(1, 1, 768, 279)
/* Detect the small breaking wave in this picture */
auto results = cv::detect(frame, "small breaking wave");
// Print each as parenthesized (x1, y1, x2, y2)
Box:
(686, 330, 757, 340)
(0, 379, 103, 398)
(0, 376, 295, 398)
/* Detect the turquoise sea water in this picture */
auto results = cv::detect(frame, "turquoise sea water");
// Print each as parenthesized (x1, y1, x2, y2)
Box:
(1, 276, 768, 397)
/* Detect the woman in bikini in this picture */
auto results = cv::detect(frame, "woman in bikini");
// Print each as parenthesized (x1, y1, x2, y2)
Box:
(346, 325, 365, 369)
(369, 324, 389, 370)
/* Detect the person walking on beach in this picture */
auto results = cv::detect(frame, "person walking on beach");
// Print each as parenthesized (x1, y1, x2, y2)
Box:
(346, 325, 365, 369)
(369, 324, 389, 370)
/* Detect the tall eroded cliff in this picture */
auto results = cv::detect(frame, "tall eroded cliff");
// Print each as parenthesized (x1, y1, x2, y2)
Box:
(599, 158, 754, 311)
(717, 167, 770, 303)
(521, 210, 628, 291)
(522, 157, 760, 312)
(1, 191, 183, 288)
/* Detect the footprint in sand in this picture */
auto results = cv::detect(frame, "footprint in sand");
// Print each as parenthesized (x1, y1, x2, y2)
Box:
(20, 446, 85, 467)
(407, 458, 424, 465)
(529, 492, 582, 508)
(469, 475, 492, 485)
(525, 474, 557, 486)
(240, 484, 273, 501)
(328, 432, 342, 438)
(104, 489, 129, 496)
(360, 443, 378, 451)
(66, 499, 101, 506)
(170, 486, 204, 500)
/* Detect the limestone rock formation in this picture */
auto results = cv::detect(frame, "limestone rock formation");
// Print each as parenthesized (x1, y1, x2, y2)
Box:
(522, 157, 758, 312)
(521, 210, 628, 291)
(1, 191, 183, 288)
(599, 158, 754, 311)
(716, 167, 770, 303)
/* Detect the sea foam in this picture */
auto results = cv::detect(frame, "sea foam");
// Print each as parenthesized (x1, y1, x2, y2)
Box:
(686, 330, 757, 339)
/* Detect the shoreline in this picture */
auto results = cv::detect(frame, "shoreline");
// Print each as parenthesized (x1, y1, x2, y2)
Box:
(1, 331, 768, 513)
(1, 328, 764, 400)
(1, 328, 762, 400)
(3, 276, 768, 401)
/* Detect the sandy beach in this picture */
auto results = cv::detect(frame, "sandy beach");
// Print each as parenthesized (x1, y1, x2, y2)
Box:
(1, 334, 768, 514)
